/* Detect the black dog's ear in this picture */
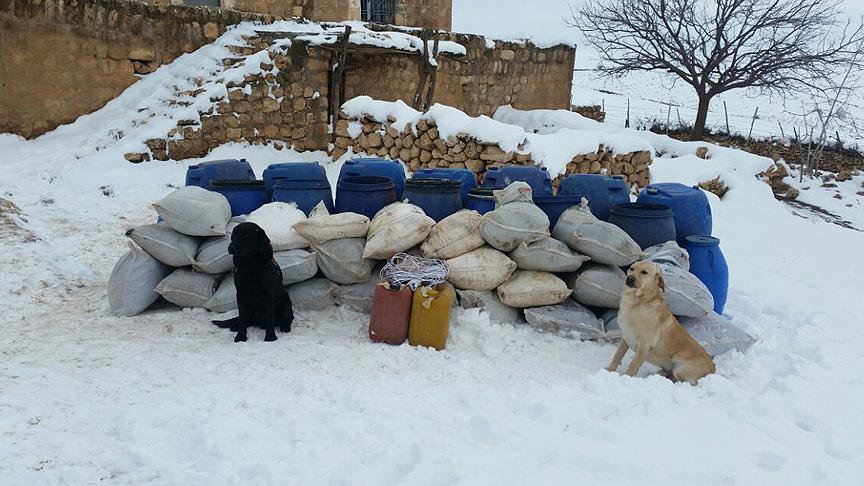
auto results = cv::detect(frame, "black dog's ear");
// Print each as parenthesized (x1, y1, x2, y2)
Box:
(256, 226, 273, 260)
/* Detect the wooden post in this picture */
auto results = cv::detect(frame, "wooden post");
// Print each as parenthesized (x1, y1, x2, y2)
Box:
(778, 122, 785, 139)
(665, 102, 672, 133)
(747, 106, 759, 142)
(413, 30, 431, 109)
(423, 34, 441, 110)
(625, 98, 630, 128)
(723, 100, 731, 135)
(330, 25, 351, 144)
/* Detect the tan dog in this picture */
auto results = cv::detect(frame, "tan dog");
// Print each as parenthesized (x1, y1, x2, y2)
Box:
(606, 261, 715, 385)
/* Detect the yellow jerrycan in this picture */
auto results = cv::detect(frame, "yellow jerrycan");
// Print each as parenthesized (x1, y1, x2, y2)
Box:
(408, 284, 454, 350)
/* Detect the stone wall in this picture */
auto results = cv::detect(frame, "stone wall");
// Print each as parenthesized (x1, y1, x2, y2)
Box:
(125, 29, 578, 164)
(224, 0, 360, 21)
(331, 112, 653, 190)
(153, 39, 331, 160)
(344, 36, 575, 117)
(0, 0, 274, 138)
(395, 0, 451, 30)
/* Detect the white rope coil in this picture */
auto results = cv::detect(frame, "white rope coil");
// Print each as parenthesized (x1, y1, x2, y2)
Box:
(379, 253, 448, 290)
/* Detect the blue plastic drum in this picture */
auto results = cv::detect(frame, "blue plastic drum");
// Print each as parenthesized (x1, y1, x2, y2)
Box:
(638, 183, 712, 243)
(208, 180, 269, 216)
(402, 179, 463, 222)
(558, 174, 629, 221)
(683, 235, 729, 314)
(272, 179, 334, 216)
(335, 176, 397, 219)
(186, 159, 255, 188)
(608, 203, 676, 250)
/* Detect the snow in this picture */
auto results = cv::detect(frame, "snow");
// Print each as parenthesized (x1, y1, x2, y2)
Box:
(2, 7, 864, 485)
(454, 0, 864, 148)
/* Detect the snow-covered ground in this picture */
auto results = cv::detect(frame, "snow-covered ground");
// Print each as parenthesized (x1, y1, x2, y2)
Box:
(453, 0, 864, 147)
(2, 12, 864, 486)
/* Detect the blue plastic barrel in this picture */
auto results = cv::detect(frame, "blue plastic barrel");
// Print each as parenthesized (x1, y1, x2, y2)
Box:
(208, 180, 269, 217)
(533, 195, 584, 231)
(558, 174, 630, 221)
(637, 183, 712, 243)
(412, 168, 477, 204)
(339, 158, 407, 199)
(402, 179, 463, 222)
(608, 203, 676, 249)
(480, 165, 553, 196)
(186, 159, 255, 188)
(262, 162, 327, 195)
(272, 179, 334, 216)
(465, 189, 496, 215)
(335, 176, 397, 219)
(683, 236, 729, 314)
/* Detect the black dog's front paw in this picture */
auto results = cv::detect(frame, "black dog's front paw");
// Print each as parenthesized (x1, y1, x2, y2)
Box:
(234, 332, 248, 343)
(280, 324, 292, 333)
(264, 331, 278, 342)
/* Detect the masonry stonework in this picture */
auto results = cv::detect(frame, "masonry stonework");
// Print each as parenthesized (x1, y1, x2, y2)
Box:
(0, 0, 275, 138)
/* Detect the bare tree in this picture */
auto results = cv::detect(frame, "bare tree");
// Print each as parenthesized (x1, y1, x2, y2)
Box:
(570, 0, 864, 140)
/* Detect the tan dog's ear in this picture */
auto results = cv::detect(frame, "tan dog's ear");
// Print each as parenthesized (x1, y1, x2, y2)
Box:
(656, 272, 666, 292)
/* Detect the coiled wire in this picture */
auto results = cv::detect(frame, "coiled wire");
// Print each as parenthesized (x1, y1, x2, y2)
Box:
(379, 253, 448, 290)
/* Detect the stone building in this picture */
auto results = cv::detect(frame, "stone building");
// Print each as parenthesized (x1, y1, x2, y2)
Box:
(145, 0, 452, 29)
(1, 0, 574, 140)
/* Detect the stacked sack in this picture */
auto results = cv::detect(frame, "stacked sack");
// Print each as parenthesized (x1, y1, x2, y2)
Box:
(109, 186, 326, 316)
(437, 183, 572, 320)
(523, 198, 754, 356)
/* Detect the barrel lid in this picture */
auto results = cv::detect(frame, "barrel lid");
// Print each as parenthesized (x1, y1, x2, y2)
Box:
(684, 235, 720, 246)
(645, 182, 699, 195)
(609, 202, 674, 217)
(209, 179, 266, 188)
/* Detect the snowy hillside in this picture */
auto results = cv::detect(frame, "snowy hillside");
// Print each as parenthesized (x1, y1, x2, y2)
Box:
(453, 0, 864, 147)
(1, 14, 863, 486)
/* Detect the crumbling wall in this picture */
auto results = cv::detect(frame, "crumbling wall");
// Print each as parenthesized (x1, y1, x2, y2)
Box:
(332, 111, 653, 189)
(344, 36, 576, 117)
(0, 0, 274, 138)
(150, 40, 330, 161)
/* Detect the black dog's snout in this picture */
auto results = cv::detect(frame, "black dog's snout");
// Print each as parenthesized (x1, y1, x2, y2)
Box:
(625, 275, 636, 287)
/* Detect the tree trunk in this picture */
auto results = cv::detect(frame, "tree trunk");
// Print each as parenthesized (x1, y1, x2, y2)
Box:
(690, 95, 711, 141)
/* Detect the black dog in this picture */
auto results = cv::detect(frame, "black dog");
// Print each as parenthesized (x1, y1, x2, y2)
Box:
(212, 222, 294, 342)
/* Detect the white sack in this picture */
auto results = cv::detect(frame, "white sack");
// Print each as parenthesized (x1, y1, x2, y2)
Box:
(336, 279, 379, 312)
(293, 202, 370, 244)
(456, 289, 522, 323)
(108, 242, 173, 317)
(192, 219, 243, 274)
(421, 210, 485, 259)
(480, 202, 550, 252)
(524, 300, 604, 340)
(247, 202, 309, 251)
(493, 181, 533, 207)
(155, 269, 221, 308)
(496, 270, 571, 308)
(205, 275, 236, 313)
(680, 312, 757, 357)
(363, 202, 435, 260)
(642, 241, 690, 270)
(552, 203, 641, 267)
(287, 278, 338, 312)
(274, 250, 319, 286)
(509, 237, 590, 272)
(657, 263, 714, 318)
(567, 264, 626, 309)
(126, 224, 199, 267)
(314, 237, 374, 284)
(445, 247, 516, 290)
(153, 186, 231, 236)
